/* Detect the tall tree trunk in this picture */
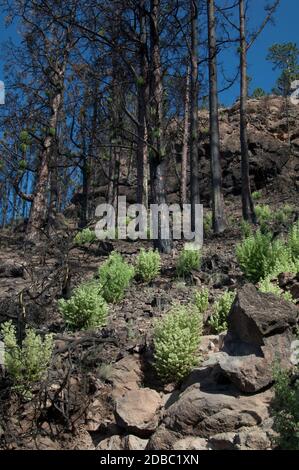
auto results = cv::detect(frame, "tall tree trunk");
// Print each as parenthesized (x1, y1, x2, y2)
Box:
(148, 0, 172, 253)
(181, 67, 190, 206)
(22, 171, 29, 219)
(26, 88, 63, 241)
(207, 0, 226, 233)
(12, 186, 17, 224)
(80, 146, 89, 229)
(107, 11, 122, 218)
(239, 0, 256, 223)
(1, 181, 8, 228)
(190, 0, 200, 231)
(79, 85, 98, 228)
(107, 147, 118, 207)
(137, 0, 149, 208)
(49, 146, 59, 220)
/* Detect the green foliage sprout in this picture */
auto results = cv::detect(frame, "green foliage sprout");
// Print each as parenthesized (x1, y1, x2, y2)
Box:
(209, 290, 236, 333)
(288, 220, 299, 260)
(258, 277, 295, 303)
(58, 282, 109, 330)
(98, 252, 135, 303)
(135, 248, 161, 283)
(74, 228, 97, 245)
(153, 303, 203, 382)
(0, 321, 53, 396)
(176, 245, 201, 278)
(272, 364, 299, 450)
(236, 230, 287, 283)
(194, 287, 209, 314)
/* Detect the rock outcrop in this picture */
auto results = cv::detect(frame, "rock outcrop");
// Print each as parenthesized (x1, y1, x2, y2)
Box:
(70, 96, 299, 212)
(115, 388, 162, 437)
(218, 284, 297, 392)
(147, 285, 297, 449)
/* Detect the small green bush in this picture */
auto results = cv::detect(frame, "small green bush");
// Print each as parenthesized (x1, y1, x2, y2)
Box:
(58, 282, 108, 330)
(176, 245, 201, 278)
(74, 228, 97, 245)
(98, 252, 135, 303)
(272, 365, 299, 450)
(252, 190, 262, 200)
(274, 204, 294, 225)
(135, 248, 161, 283)
(255, 204, 272, 228)
(288, 220, 299, 260)
(153, 303, 203, 382)
(209, 290, 236, 333)
(240, 219, 253, 238)
(0, 321, 53, 395)
(258, 277, 294, 303)
(269, 248, 299, 279)
(236, 230, 286, 283)
(194, 287, 209, 314)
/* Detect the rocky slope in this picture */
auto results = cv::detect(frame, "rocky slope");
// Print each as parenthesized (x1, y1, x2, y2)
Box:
(1, 274, 298, 450)
(0, 96, 299, 450)
(0, 213, 298, 450)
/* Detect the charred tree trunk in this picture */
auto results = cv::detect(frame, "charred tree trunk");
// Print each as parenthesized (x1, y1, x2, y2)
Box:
(79, 127, 89, 230)
(79, 84, 98, 228)
(181, 68, 190, 206)
(137, 0, 149, 208)
(26, 88, 63, 241)
(148, 0, 172, 253)
(207, 0, 226, 233)
(190, 0, 200, 231)
(239, 0, 256, 223)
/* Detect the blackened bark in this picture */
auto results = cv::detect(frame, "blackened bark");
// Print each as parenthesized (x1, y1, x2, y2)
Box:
(181, 68, 190, 206)
(148, 0, 172, 253)
(190, 0, 200, 231)
(137, 0, 149, 207)
(207, 0, 226, 233)
(239, 0, 256, 223)
(26, 88, 63, 241)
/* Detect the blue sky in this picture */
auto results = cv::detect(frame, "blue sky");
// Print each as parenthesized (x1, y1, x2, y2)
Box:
(0, 0, 298, 106)
(220, 0, 299, 105)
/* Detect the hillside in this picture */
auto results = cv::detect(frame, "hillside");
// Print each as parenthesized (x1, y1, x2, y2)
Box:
(0, 95, 298, 449)
(69, 96, 299, 221)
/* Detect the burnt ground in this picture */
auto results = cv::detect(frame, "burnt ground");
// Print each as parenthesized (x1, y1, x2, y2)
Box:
(0, 189, 298, 449)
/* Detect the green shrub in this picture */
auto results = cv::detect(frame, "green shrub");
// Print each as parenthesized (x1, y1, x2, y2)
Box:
(236, 230, 286, 283)
(240, 219, 253, 238)
(269, 248, 299, 278)
(135, 248, 161, 283)
(252, 190, 262, 200)
(272, 365, 299, 450)
(58, 282, 108, 330)
(153, 303, 203, 382)
(255, 204, 272, 226)
(176, 245, 201, 278)
(258, 277, 294, 303)
(74, 228, 97, 245)
(274, 204, 294, 225)
(194, 287, 209, 314)
(209, 290, 236, 333)
(288, 220, 299, 260)
(98, 252, 135, 303)
(0, 321, 53, 396)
